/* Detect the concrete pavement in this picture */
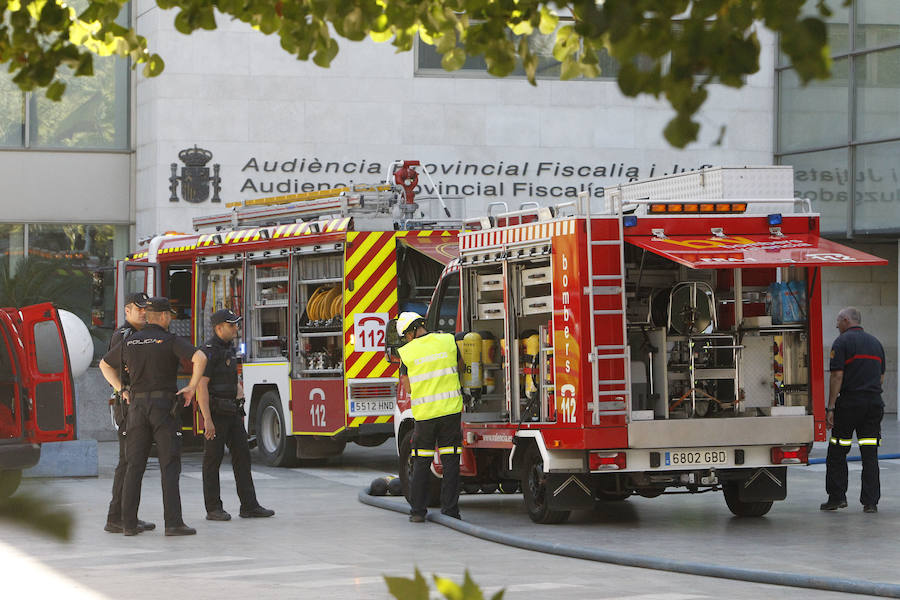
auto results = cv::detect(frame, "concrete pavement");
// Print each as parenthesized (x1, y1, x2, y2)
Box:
(2, 420, 899, 599)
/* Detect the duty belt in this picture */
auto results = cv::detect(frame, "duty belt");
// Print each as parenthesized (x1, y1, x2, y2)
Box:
(131, 391, 174, 400)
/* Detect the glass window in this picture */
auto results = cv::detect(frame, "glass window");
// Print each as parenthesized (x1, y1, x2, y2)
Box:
(779, 0, 850, 65)
(0, 75, 24, 148)
(777, 59, 849, 152)
(415, 25, 619, 79)
(856, 0, 900, 50)
(855, 48, 900, 142)
(33, 321, 65, 374)
(28, 54, 129, 150)
(23, 224, 128, 360)
(853, 140, 900, 234)
(779, 148, 850, 235)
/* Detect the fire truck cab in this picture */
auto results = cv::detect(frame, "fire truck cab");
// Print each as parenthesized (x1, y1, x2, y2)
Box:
(392, 166, 887, 523)
(105, 161, 463, 466)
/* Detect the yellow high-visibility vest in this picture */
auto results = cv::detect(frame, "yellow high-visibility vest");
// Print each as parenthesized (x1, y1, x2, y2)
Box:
(398, 332, 463, 421)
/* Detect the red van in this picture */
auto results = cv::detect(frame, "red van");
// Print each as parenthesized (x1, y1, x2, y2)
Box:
(0, 303, 76, 497)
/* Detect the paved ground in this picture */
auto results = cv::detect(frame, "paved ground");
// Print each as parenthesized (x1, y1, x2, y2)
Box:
(3, 419, 900, 599)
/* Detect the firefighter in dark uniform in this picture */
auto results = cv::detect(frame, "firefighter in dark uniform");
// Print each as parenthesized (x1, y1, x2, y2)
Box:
(821, 307, 886, 513)
(99, 297, 207, 536)
(103, 292, 156, 534)
(395, 312, 464, 523)
(201, 309, 274, 521)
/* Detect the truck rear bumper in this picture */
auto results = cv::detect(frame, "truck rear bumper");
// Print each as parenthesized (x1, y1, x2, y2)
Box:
(0, 442, 41, 471)
(627, 415, 814, 448)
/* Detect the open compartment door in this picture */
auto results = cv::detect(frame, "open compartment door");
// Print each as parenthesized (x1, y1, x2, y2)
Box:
(624, 233, 888, 269)
(115, 261, 160, 327)
(17, 303, 75, 442)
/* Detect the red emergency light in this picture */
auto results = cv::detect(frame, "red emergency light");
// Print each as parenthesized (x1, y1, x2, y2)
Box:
(589, 451, 627, 471)
(771, 445, 808, 464)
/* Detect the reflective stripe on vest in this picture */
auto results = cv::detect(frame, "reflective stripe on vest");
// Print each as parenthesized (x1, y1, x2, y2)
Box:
(398, 332, 463, 421)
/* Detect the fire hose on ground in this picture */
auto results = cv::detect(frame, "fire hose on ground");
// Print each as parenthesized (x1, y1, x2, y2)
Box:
(358, 481, 900, 598)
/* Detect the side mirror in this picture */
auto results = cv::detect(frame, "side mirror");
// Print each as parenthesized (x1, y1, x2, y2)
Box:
(384, 319, 402, 364)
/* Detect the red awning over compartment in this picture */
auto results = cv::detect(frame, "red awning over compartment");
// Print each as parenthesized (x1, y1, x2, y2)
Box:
(399, 235, 459, 265)
(625, 233, 888, 269)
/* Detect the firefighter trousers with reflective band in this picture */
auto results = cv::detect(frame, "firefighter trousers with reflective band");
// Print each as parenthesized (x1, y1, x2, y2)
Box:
(202, 410, 260, 513)
(122, 393, 184, 530)
(826, 394, 883, 506)
(410, 412, 462, 519)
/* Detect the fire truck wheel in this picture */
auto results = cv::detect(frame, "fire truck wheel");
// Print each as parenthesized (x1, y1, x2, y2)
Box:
(398, 428, 441, 508)
(498, 479, 520, 494)
(722, 481, 773, 517)
(521, 446, 570, 524)
(256, 392, 299, 468)
(0, 469, 22, 498)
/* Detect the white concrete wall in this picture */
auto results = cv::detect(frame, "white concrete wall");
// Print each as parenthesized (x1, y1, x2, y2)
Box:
(821, 242, 898, 413)
(134, 5, 778, 239)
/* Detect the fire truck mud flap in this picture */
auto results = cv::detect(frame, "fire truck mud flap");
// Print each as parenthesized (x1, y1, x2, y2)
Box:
(546, 473, 595, 511)
(727, 467, 787, 502)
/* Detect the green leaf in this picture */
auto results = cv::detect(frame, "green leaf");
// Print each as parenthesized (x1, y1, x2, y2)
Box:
(538, 6, 558, 35)
(45, 79, 66, 100)
(142, 53, 165, 77)
(384, 568, 429, 600)
(434, 575, 463, 600)
(663, 113, 700, 148)
(0, 493, 73, 540)
(441, 47, 465, 70)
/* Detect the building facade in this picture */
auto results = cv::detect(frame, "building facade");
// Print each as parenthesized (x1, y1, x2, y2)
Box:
(0, 2, 897, 440)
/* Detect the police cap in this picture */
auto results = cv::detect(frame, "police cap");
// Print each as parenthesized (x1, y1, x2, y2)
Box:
(211, 309, 242, 326)
(125, 292, 149, 308)
(145, 297, 177, 314)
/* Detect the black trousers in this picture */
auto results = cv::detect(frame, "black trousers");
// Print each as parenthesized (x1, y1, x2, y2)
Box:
(826, 394, 883, 506)
(202, 410, 259, 513)
(122, 394, 184, 529)
(410, 412, 462, 518)
(106, 426, 127, 523)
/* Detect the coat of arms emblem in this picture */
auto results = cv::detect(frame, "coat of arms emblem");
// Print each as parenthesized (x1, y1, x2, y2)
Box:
(169, 145, 222, 203)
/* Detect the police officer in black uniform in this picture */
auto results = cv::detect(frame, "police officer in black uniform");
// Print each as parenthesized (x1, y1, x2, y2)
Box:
(99, 297, 207, 536)
(821, 306, 886, 513)
(103, 292, 156, 534)
(201, 309, 274, 521)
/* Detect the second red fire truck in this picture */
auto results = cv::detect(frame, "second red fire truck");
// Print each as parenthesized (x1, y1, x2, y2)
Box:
(391, 166, 887, 522)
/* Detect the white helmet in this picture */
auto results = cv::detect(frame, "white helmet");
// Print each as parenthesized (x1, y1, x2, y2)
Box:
(396, 312, 424, 337)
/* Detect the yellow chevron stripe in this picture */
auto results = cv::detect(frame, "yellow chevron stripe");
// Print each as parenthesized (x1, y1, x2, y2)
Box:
(375, 415, 392, 424)
(396, 231, 409, 237)
(347, 352, 381, 378)
(368, 360, 393, 379)
(349, 417, 365, 427)
(344, 232, 383, 274)
(347, 247, 396, 315)
(417, 230, 431, 237)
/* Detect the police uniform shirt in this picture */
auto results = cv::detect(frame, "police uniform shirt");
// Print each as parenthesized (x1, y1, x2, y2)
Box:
(202, 334, 239, 399)
(830, 325, 886, 396)
(103, 324, 196, 393)
(107, 324, 136, 385)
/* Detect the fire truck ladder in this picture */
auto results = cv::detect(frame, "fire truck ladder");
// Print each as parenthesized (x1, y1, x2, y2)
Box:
(191, 184, 399, 231)
(578, 191, 631, 424)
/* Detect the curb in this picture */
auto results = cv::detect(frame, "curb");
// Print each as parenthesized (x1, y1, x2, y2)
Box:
(23, 440, 99, 478)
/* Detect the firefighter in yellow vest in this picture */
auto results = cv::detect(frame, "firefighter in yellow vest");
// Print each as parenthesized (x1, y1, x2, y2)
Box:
(396, 312, 464, 522)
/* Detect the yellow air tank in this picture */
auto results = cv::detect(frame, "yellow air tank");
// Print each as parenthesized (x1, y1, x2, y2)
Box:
(460, 331, 483, 391)
(522, 331, 540, 399)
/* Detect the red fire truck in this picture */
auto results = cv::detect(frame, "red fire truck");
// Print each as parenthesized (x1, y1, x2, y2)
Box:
(103, 162, 462, 465)
(391, 166, 887, 522)
(0, 303, 77, 497)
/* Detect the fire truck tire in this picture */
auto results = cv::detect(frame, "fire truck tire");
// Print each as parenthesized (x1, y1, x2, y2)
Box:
(398, 428, 441, 508)
(0, 469, 22, 498)
(521, 446, 570, 524)
(256, 392, 299, 468)
(722, 481, 773, 517)
(498, 479, 520, 494)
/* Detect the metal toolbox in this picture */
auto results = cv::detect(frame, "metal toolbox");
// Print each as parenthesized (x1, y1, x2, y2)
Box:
(477, 273, 504, 291)
(521, 266, 551, 287)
